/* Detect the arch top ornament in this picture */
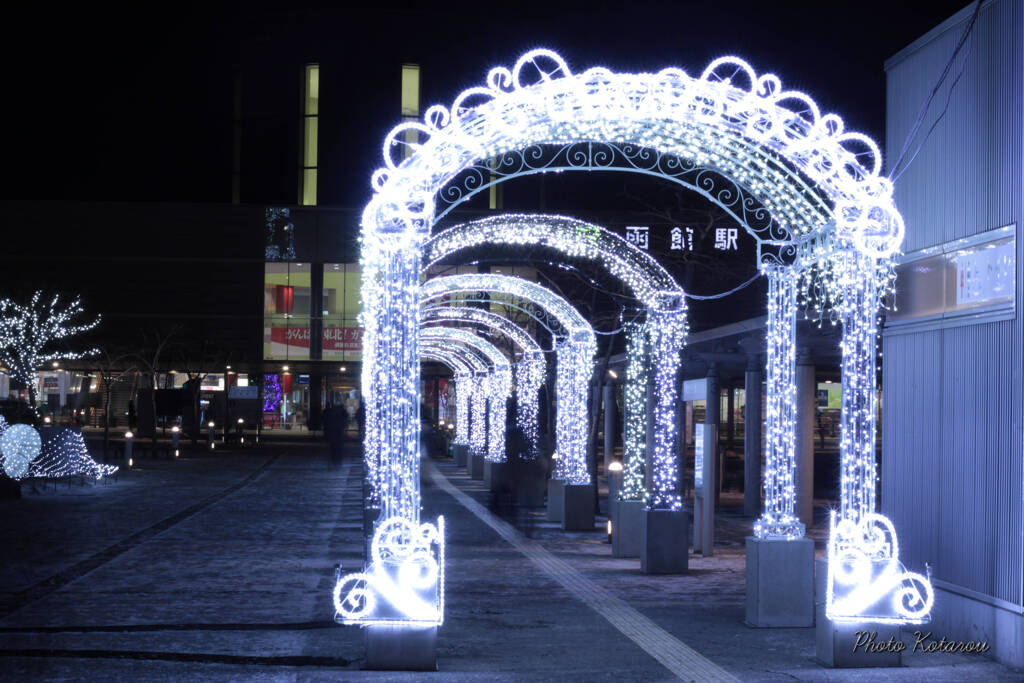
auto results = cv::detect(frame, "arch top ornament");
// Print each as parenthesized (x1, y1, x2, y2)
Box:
(364, 49, 904, 260)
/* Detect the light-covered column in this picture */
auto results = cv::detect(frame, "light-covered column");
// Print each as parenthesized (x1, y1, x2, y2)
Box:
(362, 246, 422, 523)
(553, 338, 594, 485)
(620, 323, 648, 502)
(486, 367, 511, 462)
(743, 357, 762, 517)
(754, 265, 803, 539)
(454, 375, 470, 446)
(839, 254, 879, 524)
(602, 382, 616, 471)
(514, 355, 544, 457)
(469, 372, 488, 457)
(646, 308, 686, 510)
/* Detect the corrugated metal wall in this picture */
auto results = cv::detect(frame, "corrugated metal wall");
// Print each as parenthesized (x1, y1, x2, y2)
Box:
(882, 0, 1023, 606)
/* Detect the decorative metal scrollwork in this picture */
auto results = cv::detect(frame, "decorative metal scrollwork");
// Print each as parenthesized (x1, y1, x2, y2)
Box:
(333, 516, 445, 626)
(826, 512, 934, 625)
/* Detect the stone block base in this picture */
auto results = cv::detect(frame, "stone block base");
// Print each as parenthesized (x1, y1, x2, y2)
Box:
(469, 452, 484, 480)
(815, 557, 902, 667)
(547, 479, 564, 522)
(453, 444, 468, 467)
(641, 508, 688, 574)
(745, 536, 814, 627)
(484, 460, 508, 491)
(612, 500, 643, 558)
(562, 484, 595, 531)
(364, 625, 437, 671)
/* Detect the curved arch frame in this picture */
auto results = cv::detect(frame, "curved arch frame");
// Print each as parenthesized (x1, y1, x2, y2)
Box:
(422, 306, 545, 455)
(354, 48, 929, 628)
(421, 274, 594, 484)
(422, 343, 487, 453)
(421, 327, 511, 464)
(422, 347, 476, 447)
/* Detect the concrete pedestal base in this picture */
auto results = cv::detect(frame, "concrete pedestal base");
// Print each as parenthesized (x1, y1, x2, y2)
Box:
(469, 452, 484, 480)
(547, 479, 564, 522)
(745, 536, 814, 627)
(517, 476, 546, 507)
(562, 484, 595, 531)
(453, 444, 468, 467)
(612, 500, 643, 558)
(484, 460, 508, 492)
(815, 558, 902, 667)
(641, 508, 688, 574)
(607, 470, 622, 519)
(364, 625, 437, 671)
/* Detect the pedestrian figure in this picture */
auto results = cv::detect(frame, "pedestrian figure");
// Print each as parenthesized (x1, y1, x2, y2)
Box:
(323, 402, 348, 464)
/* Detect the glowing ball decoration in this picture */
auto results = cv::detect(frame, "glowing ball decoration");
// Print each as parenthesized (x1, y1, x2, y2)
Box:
(1, 424, 42, 479)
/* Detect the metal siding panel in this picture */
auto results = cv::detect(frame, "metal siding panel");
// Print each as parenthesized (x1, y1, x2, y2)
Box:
(884, 0, 1023, 607)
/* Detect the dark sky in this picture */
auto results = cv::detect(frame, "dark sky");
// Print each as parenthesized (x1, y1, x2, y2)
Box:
(5, 0, 970, 207)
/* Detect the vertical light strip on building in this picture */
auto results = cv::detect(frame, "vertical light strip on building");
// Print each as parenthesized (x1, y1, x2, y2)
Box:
(301, 63, 319, 206)
(401, 64, 420, 160)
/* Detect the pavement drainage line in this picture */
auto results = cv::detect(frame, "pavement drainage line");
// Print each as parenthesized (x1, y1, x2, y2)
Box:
(427, 463, 739, 683)
(0, 620, 337, 633)
(0, 648, 350, 667)
(0, 452, 284, 620)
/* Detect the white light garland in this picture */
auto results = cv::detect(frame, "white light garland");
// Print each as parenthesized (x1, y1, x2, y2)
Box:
(424, 214, 682, 311)
(31, 428, 118, 480)
(422, 306, 545, 457)
(620, 323, 648, 501)
(356, 47, 926, 631)
(333, 515, 445, 626)
(826, 511, 933, 624)
(0, 292, 100, 407)
(754, 265, 804, 539)
(420, 326, 511, 463)
(422, 274, 595, 482)
(1, 424, 41, 480)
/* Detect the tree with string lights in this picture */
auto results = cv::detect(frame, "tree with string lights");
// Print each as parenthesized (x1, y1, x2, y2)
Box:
(0, 292, 100, 407)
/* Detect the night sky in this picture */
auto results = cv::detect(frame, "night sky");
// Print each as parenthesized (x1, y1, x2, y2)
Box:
(5, 1, 969, 207)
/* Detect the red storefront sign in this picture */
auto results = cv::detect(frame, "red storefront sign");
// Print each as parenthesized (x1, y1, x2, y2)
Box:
(270, 326, 363, 351)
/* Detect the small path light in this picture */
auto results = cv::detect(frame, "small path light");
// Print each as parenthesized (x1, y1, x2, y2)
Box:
(124, 431, 133, 467)
(171, 425, 180, 457)
(208, 421, 216, 450)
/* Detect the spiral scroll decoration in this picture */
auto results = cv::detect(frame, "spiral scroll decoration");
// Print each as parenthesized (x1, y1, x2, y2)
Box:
(826, 511, 934, 625)
(333, 516, 445, 626)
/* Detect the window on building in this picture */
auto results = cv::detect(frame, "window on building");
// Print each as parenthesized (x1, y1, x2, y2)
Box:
(301, 63, 319, 206)
(322, 263, 363, 362)
(888, 224, 1016, 328)
(264, 262, 312, 360)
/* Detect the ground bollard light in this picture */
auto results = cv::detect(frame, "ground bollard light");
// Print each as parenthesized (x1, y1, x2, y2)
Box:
(237, 418, 245, 444)
(171, 425, 180, 457)
(208, 421, 216, 450)
(124, 431, 133, 467)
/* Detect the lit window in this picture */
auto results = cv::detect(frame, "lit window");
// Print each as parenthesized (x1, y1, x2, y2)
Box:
(301, 64, 319, 206)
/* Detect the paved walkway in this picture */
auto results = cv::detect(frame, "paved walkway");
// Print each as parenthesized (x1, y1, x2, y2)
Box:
(0, 444, 1018, 681)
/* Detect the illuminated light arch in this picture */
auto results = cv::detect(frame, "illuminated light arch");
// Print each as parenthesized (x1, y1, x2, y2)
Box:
(356, 48, 927, 629)
(422, 306, 545, 456)
(421, 273, 594, 485)
(420, 326, 512, 463)
(421, 349, 474, 448)
(424, 213, 688, 492)
(422, 343, 486, 452)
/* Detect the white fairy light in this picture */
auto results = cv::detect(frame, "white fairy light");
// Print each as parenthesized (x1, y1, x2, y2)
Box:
(30, 428, 118, 480)
(333, 515, 445, 627)
(421, 274, 595, 484)
(754, 265, 804, 539)
(422, 344, 483, 449)
(826, 511, 933, 624)
(1, 424, 41, 479)
(620, 323, 648, 501)
(420, 326, 511, 463)
(356, 47, 923, 631)
(422, 306, 545, 457)
(0, 292, 100, 407)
